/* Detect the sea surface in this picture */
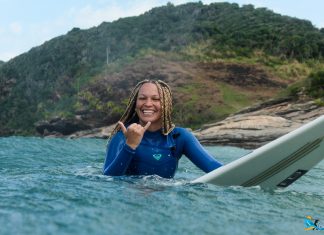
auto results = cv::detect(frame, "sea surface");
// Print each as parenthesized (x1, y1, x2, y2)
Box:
(0, 136, 323, 235)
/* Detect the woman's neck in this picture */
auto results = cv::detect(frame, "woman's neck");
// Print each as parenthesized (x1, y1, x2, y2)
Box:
(140, 120, 162, 132)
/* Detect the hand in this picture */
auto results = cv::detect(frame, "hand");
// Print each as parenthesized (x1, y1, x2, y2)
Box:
(118, 121, 151, 150)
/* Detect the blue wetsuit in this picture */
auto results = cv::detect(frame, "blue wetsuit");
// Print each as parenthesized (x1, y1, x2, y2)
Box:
(103, 127, 222, 178)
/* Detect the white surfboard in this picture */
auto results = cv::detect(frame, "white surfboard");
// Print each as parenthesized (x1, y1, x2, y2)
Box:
(192, 115, 324, 189)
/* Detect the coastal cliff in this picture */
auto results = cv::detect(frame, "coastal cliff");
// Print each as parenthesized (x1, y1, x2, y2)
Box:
(0, 2, 324, 136)
(1, 2, 324, 139)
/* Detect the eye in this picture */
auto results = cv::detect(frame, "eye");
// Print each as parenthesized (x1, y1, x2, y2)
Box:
(151, 95, 160, 100)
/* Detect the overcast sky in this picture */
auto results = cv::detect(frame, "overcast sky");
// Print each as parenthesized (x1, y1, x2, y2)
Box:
(1, 0, 323, 62)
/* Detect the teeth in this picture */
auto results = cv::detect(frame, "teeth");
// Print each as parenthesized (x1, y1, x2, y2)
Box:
(143, 110, 154, 114)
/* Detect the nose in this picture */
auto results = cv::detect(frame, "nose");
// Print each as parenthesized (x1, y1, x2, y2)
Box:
(144, 98, 153, 106)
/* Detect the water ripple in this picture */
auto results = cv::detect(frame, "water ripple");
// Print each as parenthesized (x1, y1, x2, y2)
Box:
(0, 137, 323, 235)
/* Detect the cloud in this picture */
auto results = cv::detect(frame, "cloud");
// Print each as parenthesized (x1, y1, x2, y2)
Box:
(9, 22, 22, 34)
(69, 4, 121, 28)
(66, 1, 168, 29)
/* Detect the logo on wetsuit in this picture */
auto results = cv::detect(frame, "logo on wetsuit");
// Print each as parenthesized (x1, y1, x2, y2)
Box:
(152, 154, 162, 160)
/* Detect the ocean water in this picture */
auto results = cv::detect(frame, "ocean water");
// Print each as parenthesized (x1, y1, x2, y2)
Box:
(0, 137, 323, 235)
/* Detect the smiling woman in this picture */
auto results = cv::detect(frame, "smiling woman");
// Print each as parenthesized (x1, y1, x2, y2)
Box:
(103, 79, 223, 178)
(135, 82, 163, 132)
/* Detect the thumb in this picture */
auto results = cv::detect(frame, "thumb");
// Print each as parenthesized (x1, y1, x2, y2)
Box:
(118, 121, 127, 135)
(143, 121, 151, 131)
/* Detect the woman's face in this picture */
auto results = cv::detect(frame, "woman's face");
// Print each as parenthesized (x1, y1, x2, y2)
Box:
(136, 83, 162, 129)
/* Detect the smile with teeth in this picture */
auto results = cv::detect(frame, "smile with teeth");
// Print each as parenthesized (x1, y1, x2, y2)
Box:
(142, 110, 155, 115)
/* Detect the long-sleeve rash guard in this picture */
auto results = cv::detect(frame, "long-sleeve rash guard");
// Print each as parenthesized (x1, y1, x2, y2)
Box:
(103, 127, 222, 178)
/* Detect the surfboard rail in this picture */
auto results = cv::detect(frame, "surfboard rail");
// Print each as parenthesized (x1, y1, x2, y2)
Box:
(192, 115, 324, 189)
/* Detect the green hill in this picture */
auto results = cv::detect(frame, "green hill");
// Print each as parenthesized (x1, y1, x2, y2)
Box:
(0, 2, 324, 136)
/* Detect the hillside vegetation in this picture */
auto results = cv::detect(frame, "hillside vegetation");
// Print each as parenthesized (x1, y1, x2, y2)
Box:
(0, 2, 324, 135)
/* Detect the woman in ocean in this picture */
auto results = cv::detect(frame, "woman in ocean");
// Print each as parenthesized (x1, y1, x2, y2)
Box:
(103, 79, 222, 178)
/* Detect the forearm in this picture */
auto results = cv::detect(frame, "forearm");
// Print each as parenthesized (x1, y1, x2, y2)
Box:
(103, 132, 136, 176)
(183, 130, 223, 173)
(103, 144, 135, 176)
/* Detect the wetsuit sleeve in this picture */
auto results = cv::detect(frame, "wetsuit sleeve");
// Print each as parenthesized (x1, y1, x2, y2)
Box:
(181, 129, 223, 173)
(103, 132, 136, 176)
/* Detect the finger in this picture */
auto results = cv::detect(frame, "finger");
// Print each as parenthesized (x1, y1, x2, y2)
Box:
(143, 121, 151, 131)
(118, 121, 127, 135)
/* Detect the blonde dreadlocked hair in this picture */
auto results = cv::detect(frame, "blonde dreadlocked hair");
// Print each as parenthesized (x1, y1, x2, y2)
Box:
(111, 79, 175, 136)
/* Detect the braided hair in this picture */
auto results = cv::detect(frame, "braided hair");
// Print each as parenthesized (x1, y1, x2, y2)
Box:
(111, 79, 175, 136)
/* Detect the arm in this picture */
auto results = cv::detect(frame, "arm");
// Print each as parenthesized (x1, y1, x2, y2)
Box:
(103, 122, 151, 176)
(103, 131, 136, 176)
(180, 129, 222, 173)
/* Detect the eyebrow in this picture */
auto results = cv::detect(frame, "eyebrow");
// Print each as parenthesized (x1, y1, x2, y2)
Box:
(138, 94, 160, 98)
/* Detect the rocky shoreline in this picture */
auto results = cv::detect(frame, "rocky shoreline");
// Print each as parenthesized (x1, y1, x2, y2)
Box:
(194, 97, 324, 149)
(35, 97, 324, 149)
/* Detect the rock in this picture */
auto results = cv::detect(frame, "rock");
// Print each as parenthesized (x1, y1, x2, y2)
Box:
(34, 105, 118, 137)
(67, 124, 115, 139)
(194, 98, 324, 149)
(194, 115, 300, 149)
(0, 127, 15, 136)
(35, 117, 91, 136)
